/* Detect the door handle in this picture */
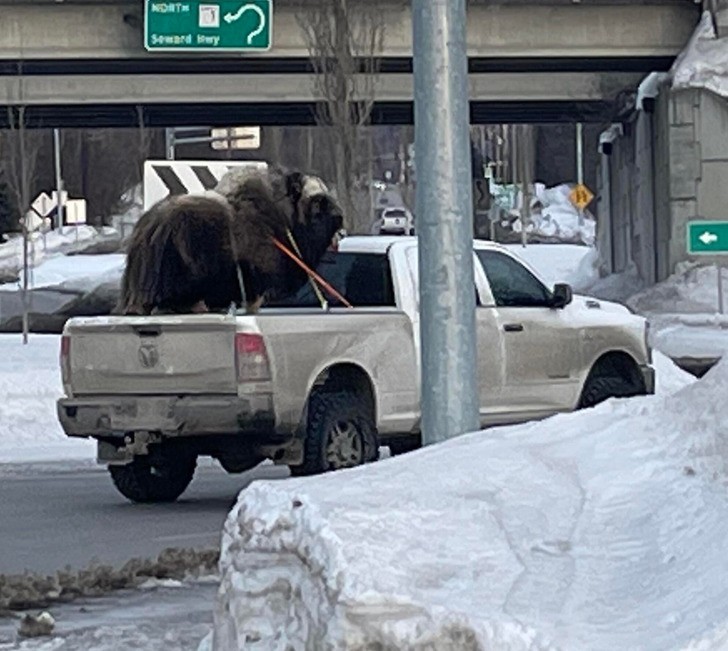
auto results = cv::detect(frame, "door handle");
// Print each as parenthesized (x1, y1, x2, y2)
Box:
(503, 323, 524, 333)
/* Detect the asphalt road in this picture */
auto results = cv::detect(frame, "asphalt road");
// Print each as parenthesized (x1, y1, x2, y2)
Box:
(0, 459, 289, 575)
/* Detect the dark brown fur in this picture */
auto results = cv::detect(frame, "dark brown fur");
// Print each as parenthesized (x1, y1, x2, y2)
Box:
(116, 165, 344, 315)
(219, 165, 344, 305)
(116, 194, 240, 315)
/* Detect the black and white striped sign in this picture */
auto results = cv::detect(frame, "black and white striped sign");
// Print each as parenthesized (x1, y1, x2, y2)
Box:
(143, 159, 267, 210)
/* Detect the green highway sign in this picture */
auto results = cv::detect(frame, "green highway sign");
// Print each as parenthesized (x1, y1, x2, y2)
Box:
(144, 0, 272, 52)
(687, 221, 728, 255)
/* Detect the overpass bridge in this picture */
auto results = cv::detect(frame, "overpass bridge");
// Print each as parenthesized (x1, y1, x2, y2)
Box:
(0, 0, 702, 127)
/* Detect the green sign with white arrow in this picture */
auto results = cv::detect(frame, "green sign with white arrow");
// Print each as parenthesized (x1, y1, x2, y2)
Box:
(687, 221, 728, 255)
(144, 0, 272, 52)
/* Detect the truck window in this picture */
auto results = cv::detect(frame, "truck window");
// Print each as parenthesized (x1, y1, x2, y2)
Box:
(475, 250, 551, 308)
(267, 251, 396, 308)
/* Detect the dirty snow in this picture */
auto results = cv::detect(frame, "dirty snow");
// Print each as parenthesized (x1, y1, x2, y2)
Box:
(671, 11, 728, 99)
(496, 182, 597, 247)
(212, 355, 720, 651)
(0, 580, 216, 651)
(0, 335, 94, 463)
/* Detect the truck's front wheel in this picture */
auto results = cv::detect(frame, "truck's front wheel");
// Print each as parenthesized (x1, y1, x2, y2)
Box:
(290, 391, 378, 477)
(109, 453, 196, 504)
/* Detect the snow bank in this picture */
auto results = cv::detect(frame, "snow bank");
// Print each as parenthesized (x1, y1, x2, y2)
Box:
(0, 226, 104, 279)
(0, 334, 94, 462)
(0, 253, 125, 294)
(671, 11, 728, 100)
(212, 360, 725, 651)
(496, 182, 597, 247)
(581, 264, 647, 305)
(653, 349, 697, 394)
(594, 263, 728, 361)
(627, 263, 728, 316)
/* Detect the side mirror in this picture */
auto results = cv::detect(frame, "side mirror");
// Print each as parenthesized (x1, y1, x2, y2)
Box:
(550, 283, 573, 309)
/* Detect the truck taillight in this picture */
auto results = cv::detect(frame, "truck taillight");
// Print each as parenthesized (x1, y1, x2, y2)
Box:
(235, 333, 271, 382)
(60, 335, 71, 384)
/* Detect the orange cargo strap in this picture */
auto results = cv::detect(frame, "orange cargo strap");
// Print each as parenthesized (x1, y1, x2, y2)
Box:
(271, 236, 354, 309)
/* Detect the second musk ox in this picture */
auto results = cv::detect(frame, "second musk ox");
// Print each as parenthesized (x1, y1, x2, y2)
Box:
(115, 165, 345, 315)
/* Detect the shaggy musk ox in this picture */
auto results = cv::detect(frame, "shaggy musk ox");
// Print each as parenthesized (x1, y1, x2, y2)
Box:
(116, 166, 344, 315)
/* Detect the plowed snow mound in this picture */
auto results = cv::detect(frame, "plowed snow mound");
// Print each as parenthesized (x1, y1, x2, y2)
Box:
(213, 362, 728, 651)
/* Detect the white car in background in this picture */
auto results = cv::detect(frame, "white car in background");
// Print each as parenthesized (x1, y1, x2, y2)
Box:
(379, 207, 414, 235)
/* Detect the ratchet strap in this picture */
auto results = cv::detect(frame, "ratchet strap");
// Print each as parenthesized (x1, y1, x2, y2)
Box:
(271, 234, 353, 309)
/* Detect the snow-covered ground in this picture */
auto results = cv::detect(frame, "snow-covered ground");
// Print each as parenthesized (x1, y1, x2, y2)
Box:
(0, 254, 125, 294)
(0, 335, 94, 463)
(212, 358, 728, 651)
(0, 227, 108, 280)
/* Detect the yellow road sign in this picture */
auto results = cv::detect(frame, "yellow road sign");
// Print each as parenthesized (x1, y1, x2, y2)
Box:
(569, 183, 594, 211)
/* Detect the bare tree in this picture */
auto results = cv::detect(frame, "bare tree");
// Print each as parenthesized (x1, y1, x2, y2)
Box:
(1, 105, 43, 344)
(296, 0, 386, 233)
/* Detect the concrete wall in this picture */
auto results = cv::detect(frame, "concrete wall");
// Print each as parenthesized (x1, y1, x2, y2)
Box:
(598, 86, 728, 282)
(667, 88, 728, 270)
(0, 2, 700, 60)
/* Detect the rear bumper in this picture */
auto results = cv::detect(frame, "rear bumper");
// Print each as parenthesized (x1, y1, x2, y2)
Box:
(57, 394, 276, 439)
(640, 364, 656, 395)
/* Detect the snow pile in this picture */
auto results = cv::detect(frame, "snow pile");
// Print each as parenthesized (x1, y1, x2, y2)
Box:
(0, 334, 94, 462)
(653, 349, 697, 394)
(532, 183, 597, 246)
(602, 263, 728, 361)
(495, 182, 597, 246)
(212, 360, 725, 651)
(671, 11, 728, 99)
(0, 227, 103, 280)
(627, 263, 728, 315)
(0, 253, 125, 294)
(581, 264, 647, 305)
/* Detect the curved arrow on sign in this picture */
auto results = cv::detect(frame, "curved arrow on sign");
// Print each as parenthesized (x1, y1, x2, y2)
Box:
(224, 3, 267, 45)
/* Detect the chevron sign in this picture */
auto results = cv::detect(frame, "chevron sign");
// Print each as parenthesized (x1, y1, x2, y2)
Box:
(142, 159, 267, 210)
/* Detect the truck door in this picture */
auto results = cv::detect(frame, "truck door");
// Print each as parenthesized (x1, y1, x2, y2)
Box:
(403, 245, 505, 427)
(475, 249, 580, 417)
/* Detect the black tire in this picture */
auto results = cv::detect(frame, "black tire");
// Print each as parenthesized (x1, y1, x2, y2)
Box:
(578, 374, 643, 410)
(109, 453, 196, 503)
(290, 391, 378, 477)
(387, 436, 422, 456)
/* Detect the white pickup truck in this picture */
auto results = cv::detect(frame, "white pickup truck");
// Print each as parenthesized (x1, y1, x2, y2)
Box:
(57, 237, 654, 503)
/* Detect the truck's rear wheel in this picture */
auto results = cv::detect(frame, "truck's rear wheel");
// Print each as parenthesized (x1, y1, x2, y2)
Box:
(290, 391, 378, 477)
(109, 453, 196, 503)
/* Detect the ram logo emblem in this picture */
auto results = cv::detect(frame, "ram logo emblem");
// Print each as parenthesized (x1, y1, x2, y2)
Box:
(138, 344, 160, 369)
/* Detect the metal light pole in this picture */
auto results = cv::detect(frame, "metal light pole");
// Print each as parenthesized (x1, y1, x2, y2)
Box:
(576, 122, 584, 226)
(53, 128, 64, 230)
(413, 0, 479, 445)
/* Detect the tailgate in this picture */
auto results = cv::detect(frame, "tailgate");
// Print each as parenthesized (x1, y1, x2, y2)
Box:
(64, 314, 238, 395)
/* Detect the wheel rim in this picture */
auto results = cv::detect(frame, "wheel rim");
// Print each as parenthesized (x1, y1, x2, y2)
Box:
(325, 420, 363, 469)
